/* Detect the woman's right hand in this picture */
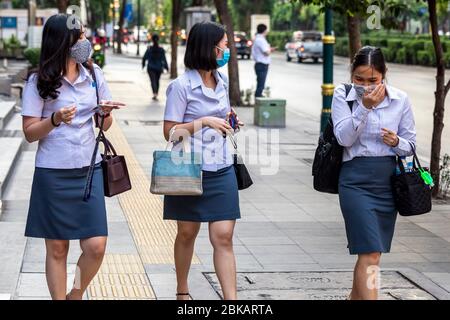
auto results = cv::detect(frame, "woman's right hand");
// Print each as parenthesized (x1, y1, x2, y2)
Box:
(362, 83, 386, 109)
(55, 105, 77, 125)
(202, 116, 232, 135)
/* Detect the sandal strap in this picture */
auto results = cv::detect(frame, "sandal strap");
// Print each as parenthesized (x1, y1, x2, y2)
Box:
(176, 293, 190, 296)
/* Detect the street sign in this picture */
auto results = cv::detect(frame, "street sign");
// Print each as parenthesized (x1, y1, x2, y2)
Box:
(125, 3, 133, 23)
(1, 17, 17, 28)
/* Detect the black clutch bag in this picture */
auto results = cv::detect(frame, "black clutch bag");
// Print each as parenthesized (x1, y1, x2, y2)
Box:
(391, 143, 433, 216)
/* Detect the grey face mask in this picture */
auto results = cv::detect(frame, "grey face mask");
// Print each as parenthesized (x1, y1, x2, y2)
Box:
(70, 39, 92, 63)
(353, 83, 379, 99)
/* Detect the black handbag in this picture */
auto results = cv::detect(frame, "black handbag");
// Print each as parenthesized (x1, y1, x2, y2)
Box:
(83, 62, 132, 201)
(229, 134, 253, 190)
(312, 84, 353, 194)
(391, 143, 433, 216)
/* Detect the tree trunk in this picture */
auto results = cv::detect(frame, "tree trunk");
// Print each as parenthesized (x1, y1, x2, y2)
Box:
(254, 0, 263, 14)
(171, 0, 182, 79)
(117, 0, 127, 54)
(102, 0, 107, 33)
(214, 0, 241, 106)
(86, 0, 96, 34)
(56, 0, 70, 13)
(428, 0, 448, 197)
(346, 14, 361, 62)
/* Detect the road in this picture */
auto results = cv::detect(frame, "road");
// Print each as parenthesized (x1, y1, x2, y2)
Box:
(123, 43, 450, 162)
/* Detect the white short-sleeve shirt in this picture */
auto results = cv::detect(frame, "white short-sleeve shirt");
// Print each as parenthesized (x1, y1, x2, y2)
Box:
(164, 69, 233, 172)
(251, 34, 271, 65)
(21, 63, 112, 169)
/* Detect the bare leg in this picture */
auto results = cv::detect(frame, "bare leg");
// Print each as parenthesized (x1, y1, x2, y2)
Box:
(174, 221, 201, 300)
(67, 236, 107, 300)
(350, 252, 381, 300)
(209, 220, 237, 300)
(45, 239, 70, 300)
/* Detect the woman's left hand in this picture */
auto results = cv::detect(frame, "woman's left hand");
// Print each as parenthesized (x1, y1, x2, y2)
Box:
(98, 100, 126, 116)
(381, 128, 399, 147)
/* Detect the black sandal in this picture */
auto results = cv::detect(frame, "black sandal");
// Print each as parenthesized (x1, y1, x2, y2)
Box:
(176, 293, 192, 300)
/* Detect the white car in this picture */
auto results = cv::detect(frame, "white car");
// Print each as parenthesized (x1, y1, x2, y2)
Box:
(285, 31, 323, 63)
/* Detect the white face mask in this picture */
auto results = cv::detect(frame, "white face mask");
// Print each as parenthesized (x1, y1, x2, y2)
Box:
(353, 81, 383, 99)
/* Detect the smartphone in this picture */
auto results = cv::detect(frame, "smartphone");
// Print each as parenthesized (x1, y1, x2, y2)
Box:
(226, 110, 240, 132)
(92, 104, 121, 112)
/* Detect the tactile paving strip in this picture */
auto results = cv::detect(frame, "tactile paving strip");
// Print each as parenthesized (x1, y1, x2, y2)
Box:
(87, 121, 199, 299)
(88, 254, 154, 300)
(107, 121, 199, 264)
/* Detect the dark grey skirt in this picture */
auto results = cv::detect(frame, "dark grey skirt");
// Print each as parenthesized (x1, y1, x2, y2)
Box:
(25, 163, 108, 240)
(163, 165, 241, 222)
(338, 156, 397, 255)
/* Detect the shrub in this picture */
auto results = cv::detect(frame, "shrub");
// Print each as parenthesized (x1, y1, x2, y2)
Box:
(23, 47, 41, 67)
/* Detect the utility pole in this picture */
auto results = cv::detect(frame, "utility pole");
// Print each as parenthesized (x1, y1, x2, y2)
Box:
(320, 7, 335, 133)
(137, 0, 141, 56)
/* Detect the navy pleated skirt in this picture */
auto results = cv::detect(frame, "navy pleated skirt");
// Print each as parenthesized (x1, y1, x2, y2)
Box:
(163, 165, 241, 222)
(338, 156, 397, 255)
(25, 163, 108, 240)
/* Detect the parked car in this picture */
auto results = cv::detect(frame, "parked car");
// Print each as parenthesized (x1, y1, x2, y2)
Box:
(234, 32, 252, 60)
(285, 31, 323, 63)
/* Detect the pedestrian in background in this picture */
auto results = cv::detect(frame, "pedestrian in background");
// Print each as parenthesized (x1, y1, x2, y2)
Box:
(142, 34, 169, 101)
(251, 24, 275, 98)
(21, 14, 125, 300)
(162, 21, 240, 300)
(332, 46, 416, 300)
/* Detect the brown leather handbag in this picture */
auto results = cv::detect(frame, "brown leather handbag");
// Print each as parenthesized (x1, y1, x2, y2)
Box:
(99, 130, 131, 197)
(83, 62, 131, 201)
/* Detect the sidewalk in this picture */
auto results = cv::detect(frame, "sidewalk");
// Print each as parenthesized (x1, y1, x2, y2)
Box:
(1, 49, 450, 300)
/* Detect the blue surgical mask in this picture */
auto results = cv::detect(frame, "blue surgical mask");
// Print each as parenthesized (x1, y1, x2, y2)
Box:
(216, 46, 230, 68)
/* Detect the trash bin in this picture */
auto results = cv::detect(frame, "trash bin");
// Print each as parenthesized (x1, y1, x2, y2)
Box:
(254, 98, 286, 128)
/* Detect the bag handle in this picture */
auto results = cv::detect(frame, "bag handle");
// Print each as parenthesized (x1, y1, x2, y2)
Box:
(100, 131, 117, 157)
(165, 125, 191, 153)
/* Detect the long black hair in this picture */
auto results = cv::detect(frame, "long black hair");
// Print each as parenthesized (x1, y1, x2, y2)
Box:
(184, 21, 226, 71)
(351, 46, 387, 79)
(28, 14, 82, 100)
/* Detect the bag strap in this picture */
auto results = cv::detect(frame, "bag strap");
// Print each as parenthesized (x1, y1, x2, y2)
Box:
(83, 62, 105, 202)
(408, 141, 423, 169)
(396, 142, 422, 174)
(343, 84, 354, 111)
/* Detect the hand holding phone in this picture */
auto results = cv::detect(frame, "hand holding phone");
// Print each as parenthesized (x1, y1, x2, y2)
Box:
(94, 100, 126, 115)
(226, 108, 244, 132)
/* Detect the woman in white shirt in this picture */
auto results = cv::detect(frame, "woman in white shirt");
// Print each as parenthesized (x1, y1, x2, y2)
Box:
(332, 46, 416, 300)
(22, 14, 125, 300)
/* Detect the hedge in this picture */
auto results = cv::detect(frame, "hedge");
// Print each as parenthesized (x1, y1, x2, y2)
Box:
(266, 31, 292, 51)
(334, 36, 448, 67)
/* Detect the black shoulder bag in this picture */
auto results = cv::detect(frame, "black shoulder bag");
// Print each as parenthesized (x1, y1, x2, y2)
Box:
(312, 84, 353, 194)
(83, 62, 132, 201)
(391, 143, 432, 216)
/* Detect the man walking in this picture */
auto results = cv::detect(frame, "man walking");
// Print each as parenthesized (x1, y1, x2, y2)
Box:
(251, 24, 274, 98)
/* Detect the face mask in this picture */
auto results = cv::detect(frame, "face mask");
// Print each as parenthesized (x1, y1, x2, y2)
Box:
(70, 38, 92, 64)
(353, 81, 383, 99)
(216, 46, 230, 68)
